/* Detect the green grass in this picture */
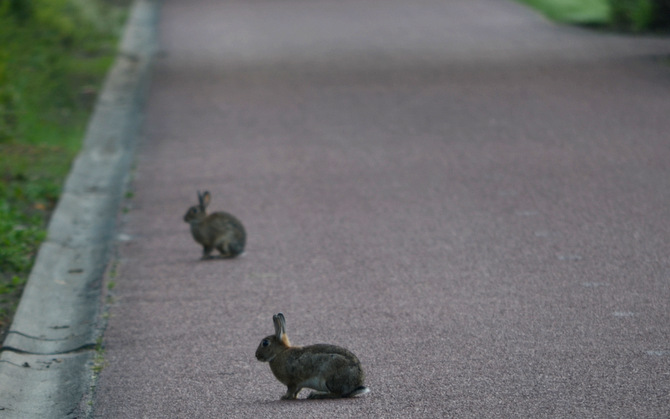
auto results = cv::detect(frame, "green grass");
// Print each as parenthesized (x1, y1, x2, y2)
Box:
(516, 0, 611, 25)
(0, 0, 129, 340)
(609, 0, 662, 31)
(517, 0, 670, 31)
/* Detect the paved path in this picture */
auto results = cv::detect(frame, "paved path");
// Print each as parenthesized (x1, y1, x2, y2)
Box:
(93, 0, 670, 417)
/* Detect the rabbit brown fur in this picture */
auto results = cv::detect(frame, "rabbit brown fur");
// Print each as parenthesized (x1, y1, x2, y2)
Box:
(183, 191, 246, 259)
(255, 313, 370, 400)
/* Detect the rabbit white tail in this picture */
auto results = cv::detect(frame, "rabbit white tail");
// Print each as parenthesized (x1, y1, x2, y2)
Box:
(347, 386, 370, 397)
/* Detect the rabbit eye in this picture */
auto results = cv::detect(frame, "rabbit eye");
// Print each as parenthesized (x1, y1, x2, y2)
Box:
(262, 339, 270, 347)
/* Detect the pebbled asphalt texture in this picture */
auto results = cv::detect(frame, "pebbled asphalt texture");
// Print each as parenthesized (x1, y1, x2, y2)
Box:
(93, 0, 670, 417)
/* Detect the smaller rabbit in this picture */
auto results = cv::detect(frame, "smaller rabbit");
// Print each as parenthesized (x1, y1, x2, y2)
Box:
(255, 313, 370, 400)
(183, 190, 246, 259)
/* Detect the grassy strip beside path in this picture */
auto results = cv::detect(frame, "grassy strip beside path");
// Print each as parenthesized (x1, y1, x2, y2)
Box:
(517, 0, 670, 31)
(0, 0, 129, 342)
(516, 0, 611, 26)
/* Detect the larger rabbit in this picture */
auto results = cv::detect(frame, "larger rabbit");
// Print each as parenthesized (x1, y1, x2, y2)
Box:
(183, 190, 246, 259)
(255, 313, 370, 400)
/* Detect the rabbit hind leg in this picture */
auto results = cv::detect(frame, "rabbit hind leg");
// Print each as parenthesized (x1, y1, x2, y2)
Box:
(280, 385, 301, 400)
(216, 238, 243, 258)
(216, 241, 234, 258)
(306, 391, 341, 399)
(201, 245, 215, 259)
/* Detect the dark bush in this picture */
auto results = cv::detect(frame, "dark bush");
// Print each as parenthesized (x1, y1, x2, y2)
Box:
(609, 0, 670, 31)
(1, 0, 34, 21)
(655, 0, 670, 28)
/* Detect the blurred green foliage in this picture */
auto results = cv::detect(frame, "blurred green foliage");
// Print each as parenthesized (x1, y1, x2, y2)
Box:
(0, 0, 128, 335)
(609, 0, 670, 31)
(517, 0, 670, 30)
(516, 0, 610, 26)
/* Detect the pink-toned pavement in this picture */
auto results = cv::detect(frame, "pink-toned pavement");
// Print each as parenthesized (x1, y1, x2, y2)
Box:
(93, 0, 670, 417)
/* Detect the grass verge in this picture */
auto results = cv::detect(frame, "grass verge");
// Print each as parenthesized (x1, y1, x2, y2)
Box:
(0, 0, 130, 343)
(515, 0, 611, 26)
(517, 0, 670, 31)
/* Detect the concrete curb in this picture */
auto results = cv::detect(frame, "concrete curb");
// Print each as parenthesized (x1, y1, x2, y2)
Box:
(0, 1, 159, 417)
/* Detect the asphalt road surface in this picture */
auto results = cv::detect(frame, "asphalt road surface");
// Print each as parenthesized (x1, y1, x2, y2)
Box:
(93, 0, 670, 417)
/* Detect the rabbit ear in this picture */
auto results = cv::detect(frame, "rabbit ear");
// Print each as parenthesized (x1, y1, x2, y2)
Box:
(273, 313, 284, 339)
(273, 313, 290, 346)
(201, 191, 211, 208)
